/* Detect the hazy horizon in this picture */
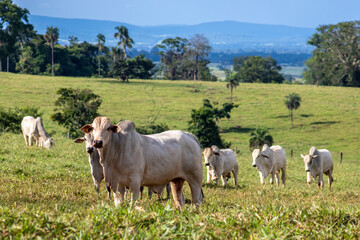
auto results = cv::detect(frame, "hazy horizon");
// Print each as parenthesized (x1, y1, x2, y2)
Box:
(13, 0, 360, 28)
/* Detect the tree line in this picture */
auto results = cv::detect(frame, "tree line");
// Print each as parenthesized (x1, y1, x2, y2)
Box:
(1, 0, 360, 87)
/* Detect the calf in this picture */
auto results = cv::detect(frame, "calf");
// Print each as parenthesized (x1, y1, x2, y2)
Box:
(75, 133, 111, 200)
(203, 145, 238, 186)
(301, 146, 333, 189)
(252, 144, 286, 186)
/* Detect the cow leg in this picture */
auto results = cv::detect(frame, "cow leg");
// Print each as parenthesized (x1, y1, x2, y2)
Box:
(318, 173, 324, 190)
(328, 167, 333, 189)
(114, 186, 125, 206)
(259, 172, 265, 186)
(28, 134, 32, 146)
(281, 167, 286, 187)
(232, 168, 238, 186)
(206, 166, 212, 184)
(129, 182, 141, 201)
(166, 183, 171, 200)
(221, 175, 227, 187)
(93, 178, 100, 194)
(270, 173, 274, 185)
(187, 178, 203, 207)
(170, 178, 185, 209)
(23, 134, 29, 146)
(148, 188, 153, 199)
(106, 184, 111, 200)
(275, 172, 280, 187)
(307, 172, 311, 187)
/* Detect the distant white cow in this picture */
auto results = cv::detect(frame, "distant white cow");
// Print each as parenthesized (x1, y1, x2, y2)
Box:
(21, 116, 54, 149)
(252, 144, 286, 186)
(203, 145, 238, 186)
(75, 133, 111, 199)
(300, 146, 333, 189)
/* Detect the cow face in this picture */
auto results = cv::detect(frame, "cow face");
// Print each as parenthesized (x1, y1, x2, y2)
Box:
(81, 117, 119, 149)
(301, 154, 311, 172)
(203, 147, 220, 168)
(44, 138, 54, 149)
(252, 148, 272, 178)
(75, 133, 95, 155)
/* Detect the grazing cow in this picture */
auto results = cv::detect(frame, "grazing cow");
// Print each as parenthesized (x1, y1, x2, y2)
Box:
(203, 145, 238, 186)
(252, 144, 286, 186)
(80, 117, 203, 208)
(300, 146, 333, 189)
(21, 116, 54, 149)
(74, 133, 111, 200)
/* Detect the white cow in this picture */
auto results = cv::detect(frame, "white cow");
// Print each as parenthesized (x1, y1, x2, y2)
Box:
(300, 146, 333, 189)
(21, 116, 54, 149)
(80, 117, 203, 209)
(203, 145, 238, 186)
(252, 144, 286, 186)
(75, 133, 111, 199)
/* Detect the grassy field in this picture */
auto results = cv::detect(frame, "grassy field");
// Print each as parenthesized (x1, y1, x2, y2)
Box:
(0, 72, 359, 239)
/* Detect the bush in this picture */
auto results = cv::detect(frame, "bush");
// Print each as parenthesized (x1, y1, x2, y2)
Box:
(0, 106, 41, 133)
(136, 123, 169, 135)
(50, 88, 102, 138)
(188, 99, 237, 148)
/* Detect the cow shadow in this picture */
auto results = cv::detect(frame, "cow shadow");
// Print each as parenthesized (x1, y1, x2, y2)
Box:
(221, 127, 255, 134)
(310, 121, 339, 125)
(300, 114, 314, 118)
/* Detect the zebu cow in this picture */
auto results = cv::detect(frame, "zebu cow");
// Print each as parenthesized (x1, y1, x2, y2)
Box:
(203, 145, 238, 186)
(301, 146, 333, 189)
(75, 133, 111, 200)
(80, 117, 203, 208)
(252, 144, 286, 186)
(21, 116, 54, 149)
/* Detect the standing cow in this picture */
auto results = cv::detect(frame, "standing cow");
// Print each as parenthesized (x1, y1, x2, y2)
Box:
(21, 116, 54, 149)
(300, 146, 333, 189)
(203, 145, 238, 187)
(80, 117, 203, 209)
(252, 144, 286, 186)
(75, 133, 111, 200)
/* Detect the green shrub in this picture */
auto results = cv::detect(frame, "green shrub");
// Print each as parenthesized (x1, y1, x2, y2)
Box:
(0, 106, 41, 133)
(136, 123, 169, 135)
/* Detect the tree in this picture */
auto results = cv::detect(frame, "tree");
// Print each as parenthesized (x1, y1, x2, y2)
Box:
(249, 127, 273, 150)
(284, 92, 301, 127)
(188, 34, 211, 81)
(156, 37, 188, 80)
(0, 0, 34, 72)
(114, 25, 134, 60)
(128, 55, 155, 79)
(233, 56, 284, 83)
(68, 35, 78, 46)
(51, 88, 102, 138)
(188, 99, 236, 148)
(304, 21, 360, 87)
(226, 72, 240, 102)
(44, 26, 59, 76)
(96, 33, 105, 76)
(0, 106, 41, 133)
(110, 59, 133, 82)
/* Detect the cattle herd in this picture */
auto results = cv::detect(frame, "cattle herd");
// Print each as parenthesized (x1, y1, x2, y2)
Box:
(21, 116, 334, 209)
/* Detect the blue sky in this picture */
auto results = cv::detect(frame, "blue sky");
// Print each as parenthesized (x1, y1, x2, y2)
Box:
(14, 0, 360, 28)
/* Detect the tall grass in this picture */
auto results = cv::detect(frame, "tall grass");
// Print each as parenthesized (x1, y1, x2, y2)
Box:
(0, 72, 359, 238)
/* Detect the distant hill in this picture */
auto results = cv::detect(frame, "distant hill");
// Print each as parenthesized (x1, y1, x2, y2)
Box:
(29, 15, 315, 53)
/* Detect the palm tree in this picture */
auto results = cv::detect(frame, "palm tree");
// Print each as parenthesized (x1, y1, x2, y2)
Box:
(96, 33, 105, 76)
(285, 93, 302, 127)
(44, 26, 59, 76)
(226, 74, 239, 103)
(114, 25, 134, 60)
(249, 127, 274, 150)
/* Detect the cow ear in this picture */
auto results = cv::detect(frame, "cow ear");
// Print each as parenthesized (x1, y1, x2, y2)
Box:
(300, 154, 305, 158)
(81, 124, 93, 133)
(108, 125, 120, 133)
(312, 155, 318, 158)
(74, 137, 85, 143)
(261, 152, 269, 159)
(214, 152, 221, 156)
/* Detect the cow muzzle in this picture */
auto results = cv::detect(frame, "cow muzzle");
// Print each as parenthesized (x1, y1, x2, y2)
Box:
(86, 147, 94, 154)
(306, 170, 310, 172)
(93, 140, 103, 148)
(205, 163, 210, 166)
(252, 164, 256, 167)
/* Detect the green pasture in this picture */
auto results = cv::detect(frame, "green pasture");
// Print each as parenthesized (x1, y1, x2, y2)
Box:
(0, 72, 359, 238)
